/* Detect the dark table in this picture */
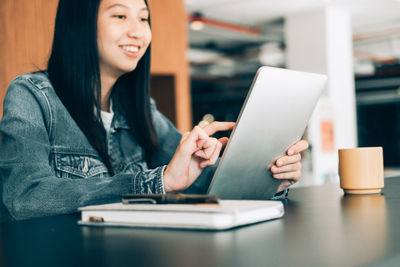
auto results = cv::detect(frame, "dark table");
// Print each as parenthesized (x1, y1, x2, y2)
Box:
(2, 178, 400, 267)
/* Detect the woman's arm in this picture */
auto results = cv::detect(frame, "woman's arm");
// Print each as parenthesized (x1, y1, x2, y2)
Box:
(0, 80, 163, 220)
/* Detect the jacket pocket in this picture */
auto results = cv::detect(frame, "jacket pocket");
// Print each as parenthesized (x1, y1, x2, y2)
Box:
(54, 153, 109, 179)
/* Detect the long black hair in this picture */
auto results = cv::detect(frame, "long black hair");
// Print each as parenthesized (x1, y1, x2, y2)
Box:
(47, 0, 159, 173)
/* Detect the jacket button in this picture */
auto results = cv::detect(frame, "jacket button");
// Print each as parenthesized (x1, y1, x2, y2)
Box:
(82, 157, 89, 173)
(119, 163, 124, 170)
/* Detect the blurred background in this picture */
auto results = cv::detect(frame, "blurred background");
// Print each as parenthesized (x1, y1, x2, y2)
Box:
(184, 0, 400, 186)
(1, 0, 399, 187)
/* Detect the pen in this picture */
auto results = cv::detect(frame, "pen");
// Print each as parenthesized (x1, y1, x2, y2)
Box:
(121, 192, 220, 204)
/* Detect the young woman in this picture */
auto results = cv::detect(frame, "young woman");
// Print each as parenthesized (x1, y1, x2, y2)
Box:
(0, 0, 308, 221)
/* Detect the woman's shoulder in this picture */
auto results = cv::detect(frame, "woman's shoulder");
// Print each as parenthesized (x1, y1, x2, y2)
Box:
(6, 71, 58, 108)
(2, 71, 61, 137)
(9, 71, 52, 92)
(4, 71, 57, 118)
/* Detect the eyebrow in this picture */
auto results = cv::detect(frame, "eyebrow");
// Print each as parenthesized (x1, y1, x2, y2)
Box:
(107, 4, 149, 12)
(107, 3, 128, 10)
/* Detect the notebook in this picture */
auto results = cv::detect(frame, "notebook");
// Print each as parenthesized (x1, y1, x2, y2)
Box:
(78, 200, 284, 230)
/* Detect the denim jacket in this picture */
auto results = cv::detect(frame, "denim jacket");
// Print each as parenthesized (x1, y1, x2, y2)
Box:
(0, 72, 215, 221)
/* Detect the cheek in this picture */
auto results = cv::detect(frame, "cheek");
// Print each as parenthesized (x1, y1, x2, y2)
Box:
(144, 29, 152, 48)
(97, 23, 108, 50)
(98, 23, 119, 48)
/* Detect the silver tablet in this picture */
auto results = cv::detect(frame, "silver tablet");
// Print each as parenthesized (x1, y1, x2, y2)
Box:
(207, 66, 327, 199)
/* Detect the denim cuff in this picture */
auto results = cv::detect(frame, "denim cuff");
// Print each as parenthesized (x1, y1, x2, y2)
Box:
(271, 188, 290, 200)
(132, 166, 166, 194)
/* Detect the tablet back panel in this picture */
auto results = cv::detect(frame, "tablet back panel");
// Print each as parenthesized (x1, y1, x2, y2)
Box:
(208, 67, 327, 199)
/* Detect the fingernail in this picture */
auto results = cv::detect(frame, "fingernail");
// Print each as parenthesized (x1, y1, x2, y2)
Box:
(288, 150, 294, 155)
(277, 160, 282, 166)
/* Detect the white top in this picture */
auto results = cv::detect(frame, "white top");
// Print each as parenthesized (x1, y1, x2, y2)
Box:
(100, 102, 114, 139)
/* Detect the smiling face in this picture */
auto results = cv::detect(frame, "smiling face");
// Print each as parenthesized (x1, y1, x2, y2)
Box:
(97, 0, 151, 79)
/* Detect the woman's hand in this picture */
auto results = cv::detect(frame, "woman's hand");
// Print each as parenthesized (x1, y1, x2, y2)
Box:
(163, 122, 235, 192)
(271, 140, 309, 193)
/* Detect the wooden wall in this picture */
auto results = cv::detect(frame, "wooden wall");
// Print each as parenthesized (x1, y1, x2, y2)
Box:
(0, 0, 192, 132)
(0, 0, 58, 118)
(147, 0, 192, 131)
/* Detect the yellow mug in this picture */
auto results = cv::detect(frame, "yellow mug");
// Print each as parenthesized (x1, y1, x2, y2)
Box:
(338, 147, 384, 194)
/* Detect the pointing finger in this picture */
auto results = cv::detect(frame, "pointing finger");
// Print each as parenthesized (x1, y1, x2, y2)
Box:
(202, 121, 235, 137)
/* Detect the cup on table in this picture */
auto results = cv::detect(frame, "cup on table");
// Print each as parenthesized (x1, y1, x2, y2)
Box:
(338, 147, 384, 195)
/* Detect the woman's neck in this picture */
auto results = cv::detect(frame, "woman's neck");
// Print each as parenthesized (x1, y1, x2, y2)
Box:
(100, 73, 118, 112)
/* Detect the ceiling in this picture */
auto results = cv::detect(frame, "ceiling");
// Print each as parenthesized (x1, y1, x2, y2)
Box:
(184, 0, 400, 48)
(184, 0, 400, 76)
(184, 0, 400, 31)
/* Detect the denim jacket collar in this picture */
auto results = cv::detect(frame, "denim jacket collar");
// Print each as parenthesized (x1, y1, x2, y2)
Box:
(111, 105, 130, 131)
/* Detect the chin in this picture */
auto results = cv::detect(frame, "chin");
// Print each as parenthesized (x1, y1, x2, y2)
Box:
(126, 64, 138, 72)
(116, 66, 137, 75)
